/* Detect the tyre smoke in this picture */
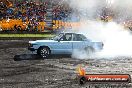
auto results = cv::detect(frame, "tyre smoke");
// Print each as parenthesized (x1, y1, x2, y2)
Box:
(65, 0, 132, 59)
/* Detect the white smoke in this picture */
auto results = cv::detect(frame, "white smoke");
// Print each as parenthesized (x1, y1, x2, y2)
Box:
(68, 0, 132, 21)
(65, 0, 132, 59)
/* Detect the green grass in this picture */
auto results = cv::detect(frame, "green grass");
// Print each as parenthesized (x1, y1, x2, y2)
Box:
(0, 34, 54, 38)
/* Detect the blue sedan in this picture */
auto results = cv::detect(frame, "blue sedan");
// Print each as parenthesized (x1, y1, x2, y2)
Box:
(28, 33, 103, 58)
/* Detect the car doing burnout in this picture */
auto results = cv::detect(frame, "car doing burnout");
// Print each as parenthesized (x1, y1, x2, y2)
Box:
(28, 33, 103, 58)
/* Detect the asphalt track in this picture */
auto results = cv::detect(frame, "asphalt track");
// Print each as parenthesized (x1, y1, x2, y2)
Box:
(0, 39, 132, 88)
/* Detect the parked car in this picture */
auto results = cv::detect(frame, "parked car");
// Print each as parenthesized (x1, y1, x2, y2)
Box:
(28, 33, 103, 58)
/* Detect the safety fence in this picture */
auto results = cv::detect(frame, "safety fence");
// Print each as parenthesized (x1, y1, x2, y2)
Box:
(0, 19, 81, 32)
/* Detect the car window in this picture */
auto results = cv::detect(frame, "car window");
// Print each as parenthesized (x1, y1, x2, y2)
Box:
(61, 34, 72, 41)
(73, 34, 87, 41)
(53, 33, 64, 41)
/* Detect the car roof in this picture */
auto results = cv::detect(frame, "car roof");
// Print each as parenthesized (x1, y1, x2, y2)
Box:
(61, 32, 83, 35)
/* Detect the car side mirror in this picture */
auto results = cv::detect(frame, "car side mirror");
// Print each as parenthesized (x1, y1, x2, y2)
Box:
(57, 38, 60, 42)
(58, 38, 64, 42)
(58, 39, 60, 42)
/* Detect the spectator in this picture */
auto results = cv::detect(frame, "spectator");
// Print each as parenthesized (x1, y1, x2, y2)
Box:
(0, 0, 74, 31)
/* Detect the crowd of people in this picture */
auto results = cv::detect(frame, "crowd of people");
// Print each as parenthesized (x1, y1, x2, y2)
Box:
(52, 2, 72, 21)
(0, 0, 73, 21)
(0, 1, 48, 21)
(0, 0, 74, 31)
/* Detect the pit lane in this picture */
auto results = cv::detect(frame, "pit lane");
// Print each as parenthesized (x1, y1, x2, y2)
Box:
(0, 39, 132, 88)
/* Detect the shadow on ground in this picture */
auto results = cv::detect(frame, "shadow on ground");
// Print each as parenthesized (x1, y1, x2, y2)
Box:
(14, 54, 71, 61)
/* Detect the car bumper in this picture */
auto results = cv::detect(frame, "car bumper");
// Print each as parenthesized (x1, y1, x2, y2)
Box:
(28, 47, 36, 51)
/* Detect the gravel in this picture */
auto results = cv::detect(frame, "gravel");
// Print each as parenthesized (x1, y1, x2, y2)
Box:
(0, 40, 132, 88)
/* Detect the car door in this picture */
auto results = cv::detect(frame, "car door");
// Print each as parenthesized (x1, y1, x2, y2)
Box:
(52, 33, 73, 54)
(72, 34, 90, 50)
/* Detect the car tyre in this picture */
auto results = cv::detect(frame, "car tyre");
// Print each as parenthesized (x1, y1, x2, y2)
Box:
(85, 46, 95, 55)
(37, 47, 51, 58)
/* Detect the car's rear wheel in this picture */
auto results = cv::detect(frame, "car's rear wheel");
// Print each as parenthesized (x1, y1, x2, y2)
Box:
(37, 47, 50, 58)
(84, 46, 95, 55)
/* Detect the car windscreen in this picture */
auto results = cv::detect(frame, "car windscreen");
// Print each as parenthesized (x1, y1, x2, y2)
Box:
(52, 33, 64, 41)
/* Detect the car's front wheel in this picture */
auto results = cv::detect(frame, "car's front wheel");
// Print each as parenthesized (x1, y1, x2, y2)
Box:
(37, 47, 51, 58)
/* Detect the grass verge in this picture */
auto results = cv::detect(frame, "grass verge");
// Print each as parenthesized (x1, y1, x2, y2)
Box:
(0, 34, 54, 38)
